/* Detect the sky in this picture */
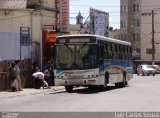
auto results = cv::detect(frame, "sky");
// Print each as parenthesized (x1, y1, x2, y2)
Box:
(69, 0, 120, 29)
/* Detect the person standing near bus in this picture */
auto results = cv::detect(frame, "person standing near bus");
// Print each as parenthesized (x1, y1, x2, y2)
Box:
(15, 60, 22, 91)
(46, 60, 54, 86)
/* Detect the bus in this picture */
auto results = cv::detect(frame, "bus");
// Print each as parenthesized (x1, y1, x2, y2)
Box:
(53, 34, 133, 92)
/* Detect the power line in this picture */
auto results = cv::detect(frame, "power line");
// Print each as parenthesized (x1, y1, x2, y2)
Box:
(70, 4, 160, 8)
(70, 11, 160, 15)
(0, 14, 30, 22)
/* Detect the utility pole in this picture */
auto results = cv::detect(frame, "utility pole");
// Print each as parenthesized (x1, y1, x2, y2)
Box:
(152, 10, 155, 65)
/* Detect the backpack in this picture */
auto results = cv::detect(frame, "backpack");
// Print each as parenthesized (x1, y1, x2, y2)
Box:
(9, 67, 15, 81)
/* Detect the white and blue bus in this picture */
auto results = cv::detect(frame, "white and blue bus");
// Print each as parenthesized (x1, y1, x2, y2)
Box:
(53, 34, 133, 92)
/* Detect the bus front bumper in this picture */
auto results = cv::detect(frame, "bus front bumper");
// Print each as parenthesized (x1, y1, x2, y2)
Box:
(54, 77, 104, 86)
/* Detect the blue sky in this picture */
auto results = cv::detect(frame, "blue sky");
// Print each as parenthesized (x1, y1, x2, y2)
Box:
(69, 0, 120, 29)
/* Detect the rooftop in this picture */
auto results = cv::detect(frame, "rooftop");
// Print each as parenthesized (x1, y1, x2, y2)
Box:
(0, 0, 57, 12)
(0, 0, 27, 9)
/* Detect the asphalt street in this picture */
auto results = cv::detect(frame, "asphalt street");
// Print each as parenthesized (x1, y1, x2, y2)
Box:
(0, 74, 160, 112)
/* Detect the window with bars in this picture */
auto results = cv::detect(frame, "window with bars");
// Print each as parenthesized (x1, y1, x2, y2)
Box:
(20, 27, 30, 46)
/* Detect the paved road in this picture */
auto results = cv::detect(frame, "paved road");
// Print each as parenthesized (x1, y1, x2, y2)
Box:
(0, 74, 160, 112)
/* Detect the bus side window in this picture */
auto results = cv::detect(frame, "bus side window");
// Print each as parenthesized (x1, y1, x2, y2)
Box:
(124, 46, 128, 60)
(127, 46, 131, 60)
(115, 44, 118, 59)
(110, 43, 113, 59)
(107, 43, 110, 59)
(117, 44, 120, 60)
(121, 45, 125, 60)
(105, 42, 110, 59)
(120, 45, 124, 60)
(104, 43, 107, 59)
(126, 46, 129, 60)
(118, 45, 121, 60)
(112, 43, 115, 59)
(99, 42, 104, 59)
(98, 41, 104, 66)
(123, 46, 127, 60)
(129, 47, 132, 59)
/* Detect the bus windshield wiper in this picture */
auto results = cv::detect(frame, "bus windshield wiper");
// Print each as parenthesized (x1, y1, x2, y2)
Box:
(64, 43, 73, 54)
(82, 43, 87, 49)
(78, 43, 88, 55)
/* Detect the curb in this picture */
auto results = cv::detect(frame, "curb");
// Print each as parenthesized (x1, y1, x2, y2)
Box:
(0, 86, 65, 99)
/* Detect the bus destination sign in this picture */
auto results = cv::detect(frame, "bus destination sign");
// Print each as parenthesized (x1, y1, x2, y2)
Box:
(57, 38, 96, 44)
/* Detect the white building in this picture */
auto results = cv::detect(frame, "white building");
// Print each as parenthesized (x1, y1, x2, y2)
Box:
(140, 0, 160, 64)
(120, 0, 160, 67)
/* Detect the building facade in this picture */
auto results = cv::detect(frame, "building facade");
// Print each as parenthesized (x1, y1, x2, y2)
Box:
(69, 12, 90, 34)
(120, 0, 141, 61)
(0, 0, 70, 91)
(140, 0, 160, 65)
(120, 0, 160, 70)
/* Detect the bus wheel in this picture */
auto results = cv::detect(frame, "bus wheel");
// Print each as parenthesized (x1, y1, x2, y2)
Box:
(65, 86, 73, 92)
(104, 72, 109, 87)
(122, 73, 126, 87)
(115, 73, 126, 88)
(121, 73, 126, 87)
(142, 72, 145, 76)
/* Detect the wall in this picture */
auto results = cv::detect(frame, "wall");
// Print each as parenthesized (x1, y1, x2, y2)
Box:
(0, 32, 32, 61)
(0, 10, 31, 32)
(120, 0, 128, 41)
(141, 0, 160, 61)
(0, 60, 32, 91)
(0, 5, 58, 90)
(0, 9, 55, 64)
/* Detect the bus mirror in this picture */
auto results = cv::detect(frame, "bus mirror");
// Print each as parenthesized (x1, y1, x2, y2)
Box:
(52, 45, 56, 59)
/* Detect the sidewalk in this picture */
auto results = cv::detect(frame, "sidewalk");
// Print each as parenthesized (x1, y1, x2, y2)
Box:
(0, 86, 65, 99)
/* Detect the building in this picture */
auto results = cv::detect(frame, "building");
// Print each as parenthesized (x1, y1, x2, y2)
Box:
(70, 9, 118, 39)
(76, 11, 83, 26)
(140, 0, 160, 65)
(110, 28, 121, 40)
(70, 11, 90, 34)
(120, 0, 141, 61)
(120, 0, 160, 70)
(0, 0, 70, 91)
(69, 11, 83, 34)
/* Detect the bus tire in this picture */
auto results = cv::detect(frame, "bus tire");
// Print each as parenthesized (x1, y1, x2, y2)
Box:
(88, 86, 95, 90)
(105, 72, 109, 86)
(122, 72, 126, 87)
(121, 72, 126, 87)
(142, 72, 145, 76)
(65, 86, 73, 92)
(115, 73, 126, 88)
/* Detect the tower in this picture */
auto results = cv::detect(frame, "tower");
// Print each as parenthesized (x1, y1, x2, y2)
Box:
(76, 11, 83, 25)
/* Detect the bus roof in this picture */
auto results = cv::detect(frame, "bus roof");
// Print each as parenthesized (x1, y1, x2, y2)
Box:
(57, 34, 131, 46)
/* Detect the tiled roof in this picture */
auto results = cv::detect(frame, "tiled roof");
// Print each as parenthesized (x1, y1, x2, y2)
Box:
(0, 0, 27, 9)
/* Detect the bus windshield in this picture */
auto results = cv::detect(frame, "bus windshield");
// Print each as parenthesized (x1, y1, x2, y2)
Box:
(55, 44, 98, 70)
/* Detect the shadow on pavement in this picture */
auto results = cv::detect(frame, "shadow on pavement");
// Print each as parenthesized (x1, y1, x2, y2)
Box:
(48, 85, 130, 95)
(72, 85, 129, 94)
